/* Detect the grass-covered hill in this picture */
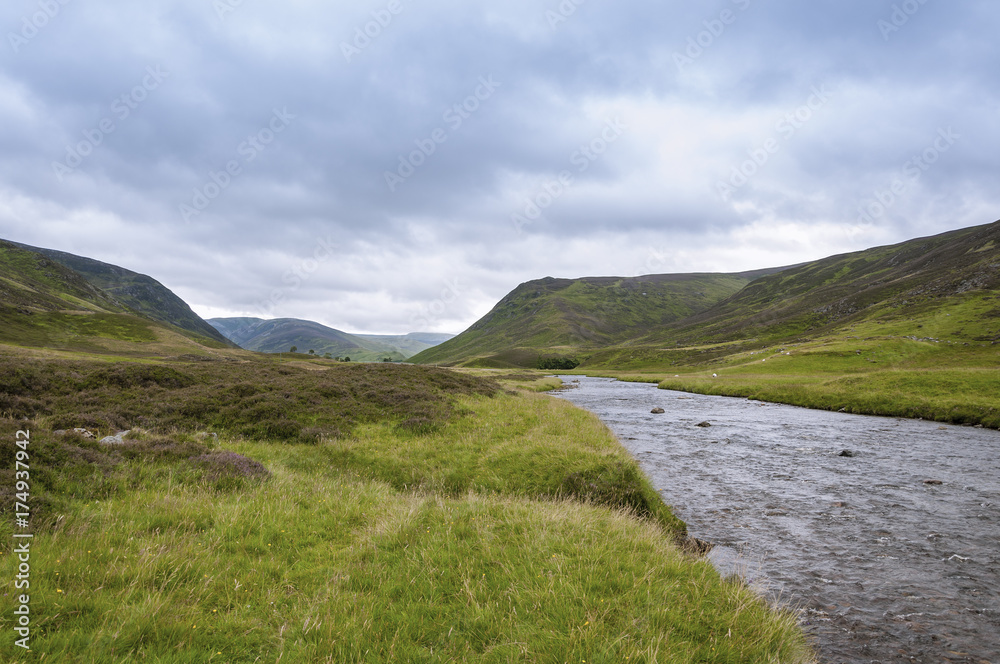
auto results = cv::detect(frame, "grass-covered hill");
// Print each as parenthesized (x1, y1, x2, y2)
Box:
(415, 221, 1000, 370)
(411, 272, 776, 367)
(10, 240, 231, 346)
(581, 220, 1000, 428)
(657, 219, 1000, 346)
(0, 240, 120, 314)
(208, 316, 429, 361)
(0, 240, 230, 353)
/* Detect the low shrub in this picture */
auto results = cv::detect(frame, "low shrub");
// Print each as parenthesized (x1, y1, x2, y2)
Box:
(536, 355, 581, 370)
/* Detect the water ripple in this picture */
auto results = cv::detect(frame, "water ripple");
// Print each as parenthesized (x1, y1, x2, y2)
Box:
(553, 376, 1000, 664)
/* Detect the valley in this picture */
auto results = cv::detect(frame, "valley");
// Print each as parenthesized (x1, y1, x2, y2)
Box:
(412, 219, 1000, 429)
(2, 218, 999, 661)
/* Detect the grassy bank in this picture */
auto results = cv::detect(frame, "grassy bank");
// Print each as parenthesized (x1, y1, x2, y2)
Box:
(654, 368, 1000, 427)
(573, 334, 1000, 429)
(0, 351, 813, 662)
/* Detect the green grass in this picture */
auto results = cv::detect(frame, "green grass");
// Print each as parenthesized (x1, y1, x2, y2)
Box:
(0, 352, 813, 663)
(320, 392, 686, 533)
(656, 366, 1000, 427)
(0, 478, 809, 663)
(0, 311, 159, 350)
(456, 369, 566, 393)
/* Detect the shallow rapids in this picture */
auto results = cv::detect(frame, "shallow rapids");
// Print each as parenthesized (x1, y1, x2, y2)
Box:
(553, 376, 1000, 664)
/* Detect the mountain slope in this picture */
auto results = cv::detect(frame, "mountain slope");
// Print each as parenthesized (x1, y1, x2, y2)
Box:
(0, 240, 124, 314)
(658, 219, 1000, 345)
(208, 317, 409, 361)
(413, 220, 1000, 370)
(579, 220, 1000, 429)
(411, 272, 772, 367)
(0, 239, 229, 352)
(12, 241, 231, 346)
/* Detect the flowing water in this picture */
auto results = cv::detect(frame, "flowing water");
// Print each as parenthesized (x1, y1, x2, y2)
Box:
(552, 376, 1000, 664)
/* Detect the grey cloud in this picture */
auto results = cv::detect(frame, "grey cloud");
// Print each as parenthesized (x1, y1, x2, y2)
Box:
(1, 0, 997, 333)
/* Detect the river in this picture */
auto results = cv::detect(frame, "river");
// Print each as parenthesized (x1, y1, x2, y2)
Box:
(552, 376, 1000, 664)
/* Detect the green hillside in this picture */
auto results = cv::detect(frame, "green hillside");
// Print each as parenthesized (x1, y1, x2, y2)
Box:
(661, 220, 1000, 345)
(0, 240, 122, 314)
(410, 272, 775, 367)
(582, 219, 1000, 366)
(209, 317, 409, 361)
(0, 240, 228, 353)
(12, 241, 232, 346)
(575, 220, 1000, 428)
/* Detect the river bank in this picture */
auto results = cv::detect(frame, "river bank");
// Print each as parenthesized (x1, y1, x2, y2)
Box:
(560, 362, 1000, 430)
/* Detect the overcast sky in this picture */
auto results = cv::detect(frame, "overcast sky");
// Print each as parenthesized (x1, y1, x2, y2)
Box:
(1, 0, 997, 334)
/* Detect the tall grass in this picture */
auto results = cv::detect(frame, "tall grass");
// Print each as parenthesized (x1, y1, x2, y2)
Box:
(0, 353, 814, 662)
(0, 477, 811, 662)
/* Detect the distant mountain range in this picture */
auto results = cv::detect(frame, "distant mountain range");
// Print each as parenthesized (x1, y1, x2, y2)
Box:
(207, 317, 452, 361)
(0, 237, 450, 360)
(411, 219, 1000, 368)
(5, 219, 998, 371)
